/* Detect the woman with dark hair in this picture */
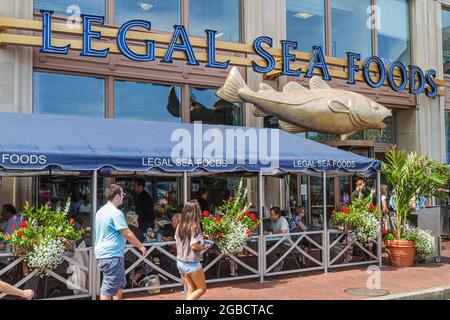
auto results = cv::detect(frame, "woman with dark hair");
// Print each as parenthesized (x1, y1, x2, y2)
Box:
(175, 200, 210, 300)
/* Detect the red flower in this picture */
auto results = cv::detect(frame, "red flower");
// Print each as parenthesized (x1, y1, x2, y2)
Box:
(19, 222, 28, 229)
(343, 207, 350, 214)
(245, 211, 250, 216)
(11, 225, 17, 231)
(17, 231, 23, 237)
(382, 230, 388, 236)
(249, 214, 256, 221)
(202, 211, 210, 217)
(247, 230, 253, 238)
(69, 218, 75, 224)
(215, 217, 222, 223)
(369, 203, 375, 211)
(4, 233, 10, 239)
(392, 231, 399, 238)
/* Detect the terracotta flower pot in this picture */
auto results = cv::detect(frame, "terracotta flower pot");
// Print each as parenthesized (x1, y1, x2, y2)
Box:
(385, 240, 416, 267)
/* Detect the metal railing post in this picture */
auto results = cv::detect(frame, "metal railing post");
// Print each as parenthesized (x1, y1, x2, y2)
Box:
(183, 171, 188, 205)
(183, 171, 188, 293)
(376, 171, 382, 267)
(322, 171, 328, 273)
(91, 170, 98, 300)
(258, 171, 264, 282)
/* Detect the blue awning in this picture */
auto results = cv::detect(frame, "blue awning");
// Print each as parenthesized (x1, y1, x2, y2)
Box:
(0, 112, 380, 173)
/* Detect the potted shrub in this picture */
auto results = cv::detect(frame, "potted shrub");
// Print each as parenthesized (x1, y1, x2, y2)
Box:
(381, 147, 449, 267)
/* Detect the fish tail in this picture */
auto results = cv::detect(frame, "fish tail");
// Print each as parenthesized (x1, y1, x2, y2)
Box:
(217, 67, 248, 103)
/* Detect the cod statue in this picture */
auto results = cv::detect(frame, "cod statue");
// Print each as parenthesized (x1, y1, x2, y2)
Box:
(217, 67, 392, 141)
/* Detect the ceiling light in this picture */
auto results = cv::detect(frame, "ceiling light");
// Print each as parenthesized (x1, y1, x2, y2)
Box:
(294, 12, 314, 19)
(138, 2, 154, 11)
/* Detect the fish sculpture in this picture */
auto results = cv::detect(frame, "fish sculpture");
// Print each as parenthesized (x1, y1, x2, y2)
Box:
(217, 67, 392, 140)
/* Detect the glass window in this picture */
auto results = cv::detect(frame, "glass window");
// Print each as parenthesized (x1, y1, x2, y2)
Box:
(191, 177, 242, 212)
(34, 0, 105, 16)
(307, 132, 337, 141)
(190, 87, 243, 126)
(364, 116, 394, 143)
(331, 0, 372, 58)
(310, 176, 334, 229)
(348, 131, 365, 140)
(115, 0, 180, 32)
(339, 176, 351, 207)
(115, 177, 180, 219)
(33, 72, 105, 117)
(115, 80, 181, 122)
(307, 116, 394, 143)
(190, 0, 242, 42)
(377, 0, 410, 65)
(286, 0, 325, 52)
(442, 9, 450, 74)
(36, 176, 105, 246)
(264, 116, 280, 129)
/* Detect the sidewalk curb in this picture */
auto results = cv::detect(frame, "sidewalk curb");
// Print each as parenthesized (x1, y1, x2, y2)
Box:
(368, 285, 450, 300)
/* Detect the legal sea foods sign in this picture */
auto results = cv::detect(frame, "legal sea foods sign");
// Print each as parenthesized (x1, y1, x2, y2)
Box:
(39, 10, 438, 97)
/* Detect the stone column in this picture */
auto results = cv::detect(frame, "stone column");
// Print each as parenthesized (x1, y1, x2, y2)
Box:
(0, 0, 34, 208)
(244, 0, 286, 212)
(406, 0, 446, 162)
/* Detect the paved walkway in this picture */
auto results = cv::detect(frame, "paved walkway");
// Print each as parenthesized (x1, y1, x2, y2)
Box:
(125, 241, 450, 300)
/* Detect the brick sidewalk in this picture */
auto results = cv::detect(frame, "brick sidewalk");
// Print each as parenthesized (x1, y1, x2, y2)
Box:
(125, 242, 450, 300)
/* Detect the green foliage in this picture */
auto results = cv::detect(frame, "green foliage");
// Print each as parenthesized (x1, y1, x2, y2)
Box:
(333, 191, 382, 227)
(0, 200, 84, 251)
(382, 147, 450, 239)
(201, 179, 260, 243)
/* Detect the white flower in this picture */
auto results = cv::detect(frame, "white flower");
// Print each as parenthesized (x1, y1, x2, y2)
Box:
(218, 221, 249, 256)
(354, 212, 380, 244)
(26, 238, 65, 277)
(413, 228, 435, 259)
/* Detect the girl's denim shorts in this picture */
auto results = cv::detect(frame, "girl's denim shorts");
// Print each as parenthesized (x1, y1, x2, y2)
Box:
(177, 260, 202, 276)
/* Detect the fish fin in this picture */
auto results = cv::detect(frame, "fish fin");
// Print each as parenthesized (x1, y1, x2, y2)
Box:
(309, 76, 331, 90)
(283, 82, 308, 94)
(279, 120, 307, 133)
(340, 132, 358, 141)
(216, 67, 248, 103)
(328, 100, 350, 114)
(259, 83, 276, 91)
(252, 106, 269, 117)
